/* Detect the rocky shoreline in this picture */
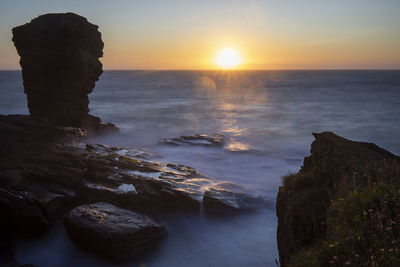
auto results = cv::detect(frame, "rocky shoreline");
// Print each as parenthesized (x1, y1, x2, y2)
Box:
(0, 114, 266, 265)
(0, 13, 267, 266)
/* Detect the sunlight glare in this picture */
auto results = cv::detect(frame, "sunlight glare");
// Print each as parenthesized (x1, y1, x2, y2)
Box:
(216, 48, 242, 69)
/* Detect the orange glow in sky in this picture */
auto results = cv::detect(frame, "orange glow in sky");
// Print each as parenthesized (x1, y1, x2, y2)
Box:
(0, 1, 399, 70)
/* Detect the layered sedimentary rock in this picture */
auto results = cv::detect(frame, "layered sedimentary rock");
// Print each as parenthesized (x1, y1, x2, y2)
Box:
(276, 132, 400, 266)
(12, 13, 104, 128)
(0, 114, 262, 223)
(0, 114, 266, 262)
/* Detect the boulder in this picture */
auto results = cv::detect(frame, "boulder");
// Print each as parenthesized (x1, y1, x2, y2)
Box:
(12, 13, 110, 130)
(64, 202, 167, 260)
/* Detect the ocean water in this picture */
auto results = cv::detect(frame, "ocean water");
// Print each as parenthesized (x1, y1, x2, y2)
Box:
(1, 70, 400, 266)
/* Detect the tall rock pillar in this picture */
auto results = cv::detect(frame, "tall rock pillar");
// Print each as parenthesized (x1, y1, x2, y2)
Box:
(12, 13, 104, 128)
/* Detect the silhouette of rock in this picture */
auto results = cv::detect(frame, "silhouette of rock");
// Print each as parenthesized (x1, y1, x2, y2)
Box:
(64, 202, 167, 260)
(12, 13, 109, 130)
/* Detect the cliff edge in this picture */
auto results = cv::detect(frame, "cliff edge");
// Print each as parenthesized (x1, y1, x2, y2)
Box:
(277, 132, 400, 266)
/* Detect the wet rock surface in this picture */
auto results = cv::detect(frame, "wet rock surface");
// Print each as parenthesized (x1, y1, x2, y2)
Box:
(12, 13, 116, 132)
(163, 133, 224, 147)
(79, 143, 208, 212)
(64, 202, 167, 260)
(0, 115, 209, 216)
(0, 113, 262, 222)
(0, 115, 264, 213)
(0, 113, 269, 263)
(203, 183, 267, 214)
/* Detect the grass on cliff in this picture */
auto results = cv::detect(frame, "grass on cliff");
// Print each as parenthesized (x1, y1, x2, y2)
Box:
(287, 183, 400, 267)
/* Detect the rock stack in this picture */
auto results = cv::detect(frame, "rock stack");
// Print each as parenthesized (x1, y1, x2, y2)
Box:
(12, 13, 105, 129)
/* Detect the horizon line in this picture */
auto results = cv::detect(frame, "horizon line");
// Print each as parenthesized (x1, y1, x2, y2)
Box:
(1, 68, 399, 71)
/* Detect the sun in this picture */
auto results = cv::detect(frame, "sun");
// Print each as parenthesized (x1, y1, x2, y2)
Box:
(216, 48, 242, 69)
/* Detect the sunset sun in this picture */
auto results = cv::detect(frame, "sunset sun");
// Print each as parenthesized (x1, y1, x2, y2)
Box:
(216, 48, 242, 69)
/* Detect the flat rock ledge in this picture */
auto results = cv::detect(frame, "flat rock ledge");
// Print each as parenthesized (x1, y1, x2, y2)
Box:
(64, 202, 167, 260)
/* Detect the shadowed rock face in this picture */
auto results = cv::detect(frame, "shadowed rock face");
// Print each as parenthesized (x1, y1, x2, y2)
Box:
(12, 12, 103, 128)
(276, 132, 400, 266)
(0, 188, 50, 237)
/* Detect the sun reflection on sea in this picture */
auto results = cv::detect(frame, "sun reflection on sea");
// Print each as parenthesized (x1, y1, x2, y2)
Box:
(226, 142, 250, 152)
(220, 123, 246, 136)
(193, 71, 269, 152)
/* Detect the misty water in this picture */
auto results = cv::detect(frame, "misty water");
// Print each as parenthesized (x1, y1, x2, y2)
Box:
(1, 70, 400, 266)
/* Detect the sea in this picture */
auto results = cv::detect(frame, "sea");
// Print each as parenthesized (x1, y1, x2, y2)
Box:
(1, 70, 399, 267)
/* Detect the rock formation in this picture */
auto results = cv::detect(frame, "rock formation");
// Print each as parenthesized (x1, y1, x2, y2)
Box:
(12, 13, 105, 129)
(0, 113, 263, 262)
(203, 182, 268, 214)
(163, 133, 225, 147)
(276, 132, 400, 266)
(64, 202, 167, 260)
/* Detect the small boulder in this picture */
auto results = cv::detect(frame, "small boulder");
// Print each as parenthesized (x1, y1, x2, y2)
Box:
(64, 202, 167, 260)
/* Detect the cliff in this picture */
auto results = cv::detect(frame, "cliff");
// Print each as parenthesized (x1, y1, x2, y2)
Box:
(276, 132, 400, 266)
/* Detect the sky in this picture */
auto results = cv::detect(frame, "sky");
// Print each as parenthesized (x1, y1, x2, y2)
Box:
(0, 0, 399, 70)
